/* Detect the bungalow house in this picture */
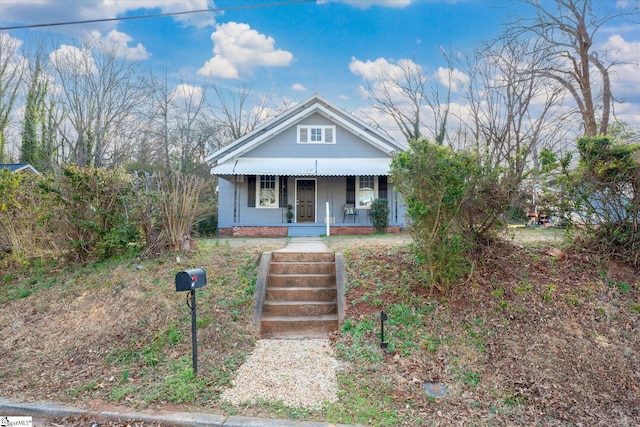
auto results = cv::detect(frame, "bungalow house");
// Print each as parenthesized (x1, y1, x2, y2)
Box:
(206, 94, 408, 237)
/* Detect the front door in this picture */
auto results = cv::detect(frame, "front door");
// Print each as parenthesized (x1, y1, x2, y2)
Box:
(296, 179, 315, 223)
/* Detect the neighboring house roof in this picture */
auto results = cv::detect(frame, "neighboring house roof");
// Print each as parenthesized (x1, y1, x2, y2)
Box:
(206, 94, 407, 176)
(0, 163, 41, 175)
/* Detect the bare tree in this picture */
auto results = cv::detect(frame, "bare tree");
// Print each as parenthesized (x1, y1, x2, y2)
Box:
(50, 39, 146, 167)
(353, 56, 458, 144)
(172, 78, 206, 173)
(358, 59, 427, 142)
(0, 33, 26, 162)
(207, 83, 278, 150)
(460, 38, 572, 207)
(506, 0, 639, 136)
(140, 68, 176, 171)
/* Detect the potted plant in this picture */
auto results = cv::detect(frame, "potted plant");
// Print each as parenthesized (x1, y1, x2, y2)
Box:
(286, 204, 294, 223)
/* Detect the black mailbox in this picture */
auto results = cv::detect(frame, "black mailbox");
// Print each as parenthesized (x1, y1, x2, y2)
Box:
(175, 268, 207, 292)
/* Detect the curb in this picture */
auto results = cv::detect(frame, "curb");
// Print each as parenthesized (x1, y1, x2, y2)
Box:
(0, 399, 356, 427)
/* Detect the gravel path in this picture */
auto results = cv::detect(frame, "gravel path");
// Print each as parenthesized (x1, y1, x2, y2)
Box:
(220, 339, 339, 409)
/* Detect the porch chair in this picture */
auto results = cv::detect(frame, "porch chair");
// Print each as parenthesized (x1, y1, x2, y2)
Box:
(343, 204, 359, 223)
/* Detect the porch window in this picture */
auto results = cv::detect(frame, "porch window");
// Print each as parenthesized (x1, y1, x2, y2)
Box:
(356, 175, 377, 209)
(297, 125, 335, 144)
(258, 175, 278, 208)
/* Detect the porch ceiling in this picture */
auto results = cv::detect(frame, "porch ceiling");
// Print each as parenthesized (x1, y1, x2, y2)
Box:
(211, 157, 392, 176)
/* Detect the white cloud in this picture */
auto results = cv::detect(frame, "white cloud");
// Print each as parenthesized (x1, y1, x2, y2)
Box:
(349, 57, 422, 82)
(171, 83, 204, 106)
(350, 57, 425, 104)
(352, 105, 404, 142)
(599, 34, 640, 104)
(614, 102, 640, 130)
(317, 0, 412, 9)
(152, 0, 218, 29)
(49, 45, 97, 75)
(87, 30, 150, 60)
(0, 33, 28, 77)
(0, 32, 23, 52)
(338, 94, 350, 100)
(1, 0, 217, 31)
(433, 67, 469, 92)
(291, 83, 307, 92)
(197, 22, 293, 79)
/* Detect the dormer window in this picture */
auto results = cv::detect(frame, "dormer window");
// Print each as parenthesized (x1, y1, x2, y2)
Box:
(297, 125, 335, 144)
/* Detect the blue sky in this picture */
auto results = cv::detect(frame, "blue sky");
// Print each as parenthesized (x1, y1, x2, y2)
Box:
(1, 0, 639, 141)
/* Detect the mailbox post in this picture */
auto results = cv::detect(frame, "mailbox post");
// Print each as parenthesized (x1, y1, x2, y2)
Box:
(175, 268, 206, 376)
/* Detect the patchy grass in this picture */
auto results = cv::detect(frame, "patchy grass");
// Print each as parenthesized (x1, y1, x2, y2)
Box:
(327, 234, 639, 426)
(1, 233, 639, 426)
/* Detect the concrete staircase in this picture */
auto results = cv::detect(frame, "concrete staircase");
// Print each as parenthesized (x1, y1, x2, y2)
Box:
(259, 251, 340, 338)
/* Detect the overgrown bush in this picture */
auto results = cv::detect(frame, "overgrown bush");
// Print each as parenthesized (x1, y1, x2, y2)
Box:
(0, 166, 141, 264)
(1, 166, 211, 265)
(0, 170, 65, 263)
(392, 139, 510, 289)
(131, 170, 210, 255)
(565, 136, 640, 265)
(55, 166, 142, 261)
(391, 140, 475, 289)
(155, 172, 208, 252)
(369, 199, 389, 233)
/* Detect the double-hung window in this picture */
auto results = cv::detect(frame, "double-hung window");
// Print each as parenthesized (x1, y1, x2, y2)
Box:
(356, 175, 376, 209)
(258, 175, 277, 208)
(297, 125, 335, 144)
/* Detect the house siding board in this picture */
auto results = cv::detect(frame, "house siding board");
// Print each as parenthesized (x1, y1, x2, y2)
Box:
(216, 176, 406, 230)
(247, 113, 387, 159)
(217, 179, 236, 228)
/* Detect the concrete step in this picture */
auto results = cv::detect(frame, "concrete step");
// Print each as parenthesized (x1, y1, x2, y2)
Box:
(269, 261, 335, 275)
(267, 273, 336, 287)
(265, 286, 337, 301)
(262, 300, 337, 316)
(260, 314, 339, 336)
(272, 252, 335, 262)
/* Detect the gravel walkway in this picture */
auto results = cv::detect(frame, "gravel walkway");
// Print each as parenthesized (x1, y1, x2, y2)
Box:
(220, 339, 339, 409)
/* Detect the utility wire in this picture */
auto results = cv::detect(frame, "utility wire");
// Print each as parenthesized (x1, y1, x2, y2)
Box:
(0, 0, 315, 30)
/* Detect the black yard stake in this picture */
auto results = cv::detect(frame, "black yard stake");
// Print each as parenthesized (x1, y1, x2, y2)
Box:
(380, 310, 388, 349)
(187, 290, 198, 376)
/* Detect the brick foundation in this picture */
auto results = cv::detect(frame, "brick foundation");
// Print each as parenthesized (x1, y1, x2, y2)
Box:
(219, 226, 288, 238)
(218, 225, 402, 237)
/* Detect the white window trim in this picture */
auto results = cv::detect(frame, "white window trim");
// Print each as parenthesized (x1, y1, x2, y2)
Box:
(297, 125, 336, 144)
(256, 175, 279, 209)
(356, 175, 378, 210)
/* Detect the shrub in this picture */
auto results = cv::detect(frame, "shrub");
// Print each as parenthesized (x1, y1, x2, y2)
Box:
(0, 170, 65, 262)
(195, 214, 218, 237)
(565, 136, 640, 265)
(391, 139, 476, 289)
(369, 199, 389, 233)
(56, 166, 141, 261)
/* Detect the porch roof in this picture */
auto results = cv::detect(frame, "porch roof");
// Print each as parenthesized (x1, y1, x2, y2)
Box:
(211, 157, 393, 176)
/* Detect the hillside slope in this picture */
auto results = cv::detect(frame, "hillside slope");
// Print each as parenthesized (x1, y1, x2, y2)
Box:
(1, 232, 638, 426)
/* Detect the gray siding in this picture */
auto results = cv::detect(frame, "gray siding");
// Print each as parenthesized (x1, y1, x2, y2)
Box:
(248, 113, 387, 159)
(217, 175, 407, 228)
